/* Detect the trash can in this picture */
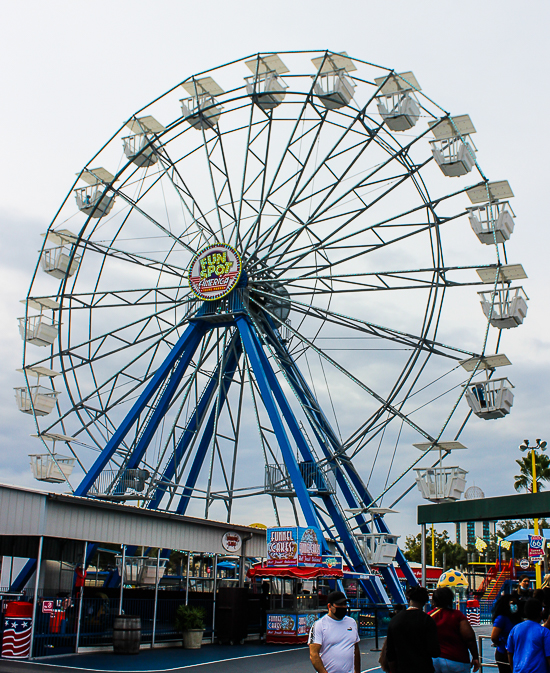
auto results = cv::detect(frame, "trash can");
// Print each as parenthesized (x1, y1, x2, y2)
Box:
(2, 601, 33, 659)
(113, 615, 141, 654)
(466, 599, 480, 626)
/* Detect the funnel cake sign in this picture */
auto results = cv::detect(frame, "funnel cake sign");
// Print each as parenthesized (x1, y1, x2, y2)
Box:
(266, 526, 322, 566)
(188, 243, 242, 301)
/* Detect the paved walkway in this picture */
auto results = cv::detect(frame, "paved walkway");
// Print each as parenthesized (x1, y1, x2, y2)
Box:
(0, 639, 385, 673)
(0, 626, 494, 673)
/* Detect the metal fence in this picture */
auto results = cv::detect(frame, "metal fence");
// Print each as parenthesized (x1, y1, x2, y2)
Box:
(0, 594, 217, 658)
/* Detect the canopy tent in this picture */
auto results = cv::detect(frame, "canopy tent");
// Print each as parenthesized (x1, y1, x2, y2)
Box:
(504, 529, 550, 542)
(247, 565, 343, 579)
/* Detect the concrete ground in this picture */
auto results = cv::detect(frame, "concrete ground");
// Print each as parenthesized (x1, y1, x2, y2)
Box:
(0, 626, 495, 673)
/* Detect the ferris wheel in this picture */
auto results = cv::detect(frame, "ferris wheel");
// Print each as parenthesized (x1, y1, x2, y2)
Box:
(16, 51, 528, 602)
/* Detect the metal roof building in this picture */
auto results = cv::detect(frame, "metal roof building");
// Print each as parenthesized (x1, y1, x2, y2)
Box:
(0, 482, 267, 560)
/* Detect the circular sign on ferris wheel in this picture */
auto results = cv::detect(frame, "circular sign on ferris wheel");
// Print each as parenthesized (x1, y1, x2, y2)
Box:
(188, 243, 242, 301)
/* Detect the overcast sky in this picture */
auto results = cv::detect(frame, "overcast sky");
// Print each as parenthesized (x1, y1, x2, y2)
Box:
(1, 0, 549, 544)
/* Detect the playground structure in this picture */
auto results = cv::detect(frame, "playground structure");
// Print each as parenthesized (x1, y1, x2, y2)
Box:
(12, 50, 527, 613)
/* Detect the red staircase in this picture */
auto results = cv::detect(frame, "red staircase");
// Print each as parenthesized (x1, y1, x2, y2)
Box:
(482, 561, 512, 601)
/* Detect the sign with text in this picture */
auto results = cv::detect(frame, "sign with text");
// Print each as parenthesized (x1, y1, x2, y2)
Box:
(528, 534, 544, 560)
(297, 613, 318, 636)
(267, 613, 296, 636)
(266, 526, 322, 566)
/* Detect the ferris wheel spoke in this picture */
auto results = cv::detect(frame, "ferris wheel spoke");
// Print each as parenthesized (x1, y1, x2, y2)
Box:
(249, 115, 432, 268)
(76, 238, 189, 278)
(246, 85, 390, 260)
(234, 112, 278, 249)
(245, 303, 437, 451)
(240, 94, 329, 254)
(251, 289, 476, 360)
(262, 194, 469, 280)
(155, 146, 220, 244)
(255, 155, 437, 275)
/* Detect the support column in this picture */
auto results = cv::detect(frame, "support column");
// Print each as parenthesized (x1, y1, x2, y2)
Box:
(29, 536, 43, 660)
(421, 524, 426, 588)
(152, 549, 160, 648)
(119, 545, 126, 615)
(211, 554, 218, 644)
(75, 541, 87, 653)
(185, 553, 190, 606)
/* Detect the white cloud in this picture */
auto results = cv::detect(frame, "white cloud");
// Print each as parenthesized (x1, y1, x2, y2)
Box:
(1, 0, 549, 548)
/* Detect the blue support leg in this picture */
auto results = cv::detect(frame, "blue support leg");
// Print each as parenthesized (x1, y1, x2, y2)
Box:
(75, 321, 206, 496)
(148, 335, 242, 511)
(175, 339, 242, 516)
(262, 320, 408, 601)
(236, 316, 322, 532)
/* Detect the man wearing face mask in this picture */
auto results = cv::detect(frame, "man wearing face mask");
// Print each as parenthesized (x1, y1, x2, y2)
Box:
(309, 591, 360, 673)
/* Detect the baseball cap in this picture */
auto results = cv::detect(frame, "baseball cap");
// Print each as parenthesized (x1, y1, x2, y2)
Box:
(327, 590, 348, 605)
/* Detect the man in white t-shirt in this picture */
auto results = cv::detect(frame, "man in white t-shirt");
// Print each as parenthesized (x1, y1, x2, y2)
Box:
(309, 590, 360, 673)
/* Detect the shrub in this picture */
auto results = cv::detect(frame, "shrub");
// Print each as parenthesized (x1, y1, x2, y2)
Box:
(175, 605, 206, 632)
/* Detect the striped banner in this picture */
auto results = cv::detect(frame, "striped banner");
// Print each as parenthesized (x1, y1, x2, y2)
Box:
(2, 617, 32, 658)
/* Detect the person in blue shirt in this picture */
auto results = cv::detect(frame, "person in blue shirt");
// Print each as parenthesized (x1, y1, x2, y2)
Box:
(507, 598, 550, 673)
(491, 594, 520, 673)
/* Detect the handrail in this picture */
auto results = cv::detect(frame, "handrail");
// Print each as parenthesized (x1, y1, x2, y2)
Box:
(478, 635, 500, 672)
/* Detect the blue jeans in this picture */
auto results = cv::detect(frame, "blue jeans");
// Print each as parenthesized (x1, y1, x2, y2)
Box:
(433, 658, 471, 673)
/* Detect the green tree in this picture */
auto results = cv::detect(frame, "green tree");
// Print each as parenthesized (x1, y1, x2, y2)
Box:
(404, 529, 467, 569)
(514, 453, 550, 493)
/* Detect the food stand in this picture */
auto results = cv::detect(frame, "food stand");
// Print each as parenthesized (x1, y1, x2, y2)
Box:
(248, 526, 343, 644)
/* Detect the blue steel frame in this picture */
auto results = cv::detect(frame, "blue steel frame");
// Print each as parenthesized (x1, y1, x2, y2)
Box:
(13, 292, 412, 603)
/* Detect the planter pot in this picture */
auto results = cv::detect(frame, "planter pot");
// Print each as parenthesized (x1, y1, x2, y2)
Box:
(182, 629, 204, 649)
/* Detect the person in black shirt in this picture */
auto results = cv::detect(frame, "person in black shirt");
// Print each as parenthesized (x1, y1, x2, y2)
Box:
(386, 586, 440, 673)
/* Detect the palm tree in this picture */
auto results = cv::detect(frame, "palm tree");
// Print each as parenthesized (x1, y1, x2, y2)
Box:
(514, 453, 550, 492)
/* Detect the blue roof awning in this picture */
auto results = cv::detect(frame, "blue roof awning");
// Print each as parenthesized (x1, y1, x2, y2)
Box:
(504, 529, 550, 542)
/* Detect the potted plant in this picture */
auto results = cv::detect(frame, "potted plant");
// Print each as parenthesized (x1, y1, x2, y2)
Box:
(175, 605, 206, 649)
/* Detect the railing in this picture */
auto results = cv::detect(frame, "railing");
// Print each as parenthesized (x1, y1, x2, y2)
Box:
(478, 635, 498, 671)
(265, 461, 336, 495)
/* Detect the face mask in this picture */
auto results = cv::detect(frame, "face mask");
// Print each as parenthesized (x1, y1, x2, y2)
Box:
(333, 606, 348, 620)
(510, 604, 518, 614)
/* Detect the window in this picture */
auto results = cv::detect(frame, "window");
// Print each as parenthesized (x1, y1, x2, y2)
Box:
(483, 521, 491, 541)
(456, 523, 461, 545)
(467, 522, 475, 546)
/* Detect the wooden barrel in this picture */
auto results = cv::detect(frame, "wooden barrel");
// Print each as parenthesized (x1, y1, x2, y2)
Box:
(113, 615, 141, 654)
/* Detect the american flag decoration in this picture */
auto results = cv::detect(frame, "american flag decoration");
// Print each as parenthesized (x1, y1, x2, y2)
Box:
(2, 617, 32, 658)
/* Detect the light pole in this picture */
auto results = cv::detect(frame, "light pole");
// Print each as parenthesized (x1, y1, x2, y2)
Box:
(519, 438, 547, 589)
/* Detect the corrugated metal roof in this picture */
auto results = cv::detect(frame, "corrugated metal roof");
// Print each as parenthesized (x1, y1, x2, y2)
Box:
(0, 483, 266, 556)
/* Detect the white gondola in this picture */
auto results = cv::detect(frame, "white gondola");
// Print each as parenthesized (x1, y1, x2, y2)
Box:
(414, 466, 468, 503)
(478, 287, 528, 328)
(75, 167, 116, 217)
(123, 115, 165, 167)
(312, 52, 356, 110)
(467, 201, 515, 245)
(19, 314, 58, 346)
(40, 245, 81, 279)
(15, 385, 60, 416)
(181, 78, 224, 130)
(18, 298, 60, 346)
(429, 115, 476, 177)
(115, 556, 167, 585)
(464, 377, 514, 419)
(29, 453, 75, 483)
(245, 54, 289, 110)
(375, 71, 421, 132)
(356, 533, 400, 566)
